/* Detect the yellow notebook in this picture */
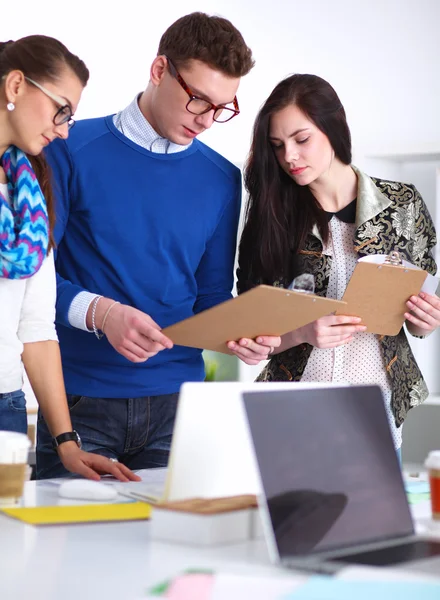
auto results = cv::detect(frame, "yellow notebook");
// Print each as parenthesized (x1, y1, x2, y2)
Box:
(1, 501, 151, 525)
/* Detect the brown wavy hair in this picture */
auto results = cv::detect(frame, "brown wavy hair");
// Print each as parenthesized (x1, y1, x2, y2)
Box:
(0, 35, 89, 252)
(158, 12, 254, 77)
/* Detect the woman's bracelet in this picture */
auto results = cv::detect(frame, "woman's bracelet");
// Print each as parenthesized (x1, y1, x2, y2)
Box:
(101, 301, 121, 334)
(91, 295, 103, 339)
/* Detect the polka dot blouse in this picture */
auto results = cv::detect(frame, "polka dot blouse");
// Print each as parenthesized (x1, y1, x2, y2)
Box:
(300, 215, 401, 449)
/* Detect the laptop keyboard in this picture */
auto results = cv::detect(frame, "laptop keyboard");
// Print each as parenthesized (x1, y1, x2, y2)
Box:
(333, 540, 440, 566)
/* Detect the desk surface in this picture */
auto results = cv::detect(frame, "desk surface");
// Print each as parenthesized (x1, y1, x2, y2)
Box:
(0, 470, 287, 600)
(0, 470, 438, 600)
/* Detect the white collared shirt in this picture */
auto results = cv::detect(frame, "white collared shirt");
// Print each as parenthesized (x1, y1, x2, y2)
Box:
(113, 94, 191, 154)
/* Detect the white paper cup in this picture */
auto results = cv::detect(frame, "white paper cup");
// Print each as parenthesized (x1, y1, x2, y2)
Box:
(424, 450, 440, 521)
(0, 431, 31, 505)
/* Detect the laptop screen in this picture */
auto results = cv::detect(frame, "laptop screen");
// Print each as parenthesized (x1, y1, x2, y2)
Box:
(243, 386, 414, 558)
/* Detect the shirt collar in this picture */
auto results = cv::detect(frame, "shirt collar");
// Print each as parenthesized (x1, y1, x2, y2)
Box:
(351, 165, 392, 227)
(325, 197, 357, 223)
(114, 94, 192, 154)
(311, 166, 392, 241)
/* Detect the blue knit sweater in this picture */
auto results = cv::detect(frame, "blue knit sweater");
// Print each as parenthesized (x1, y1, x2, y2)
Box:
(45, 115, 241, 397)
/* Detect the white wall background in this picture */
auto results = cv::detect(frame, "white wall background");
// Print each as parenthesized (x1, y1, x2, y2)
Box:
(2, 0, 439, 164)
(2, 0, 439, 395)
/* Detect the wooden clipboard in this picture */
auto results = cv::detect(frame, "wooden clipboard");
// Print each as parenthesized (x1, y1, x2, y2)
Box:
(162, 284, 346, 354)
(336, 261, 427, 335)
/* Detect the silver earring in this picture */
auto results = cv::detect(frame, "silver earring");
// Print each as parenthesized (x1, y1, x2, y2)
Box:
(7, 102, 15, 111)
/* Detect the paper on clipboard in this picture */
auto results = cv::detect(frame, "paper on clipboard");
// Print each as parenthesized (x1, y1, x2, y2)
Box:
(337, 253, 433, 335)
(162, 284, 346, 354)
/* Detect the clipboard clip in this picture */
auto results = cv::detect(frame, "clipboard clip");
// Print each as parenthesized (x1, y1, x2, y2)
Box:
(288, 273, 315, 294)
(384, 251, 402, 266)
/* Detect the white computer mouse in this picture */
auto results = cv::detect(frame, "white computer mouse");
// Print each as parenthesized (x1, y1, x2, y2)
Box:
(58, 479, 118, 502)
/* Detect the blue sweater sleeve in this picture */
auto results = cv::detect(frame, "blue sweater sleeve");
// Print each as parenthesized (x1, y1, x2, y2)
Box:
(45, 140, 88, 328)
(193, 168, 242, 314)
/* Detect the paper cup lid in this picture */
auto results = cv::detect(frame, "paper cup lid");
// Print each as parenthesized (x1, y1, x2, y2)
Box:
(0, 431, 31, 452)
(425, 450, 440, 470)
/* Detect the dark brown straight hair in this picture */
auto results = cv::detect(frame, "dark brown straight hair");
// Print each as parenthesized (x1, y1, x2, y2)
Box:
(0, 35, 89, 252)
(158, 12, 254, 77)
(238, 74, 352, 290)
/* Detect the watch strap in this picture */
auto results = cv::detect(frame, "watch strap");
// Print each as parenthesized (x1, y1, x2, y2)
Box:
(52, 430, 81, 450)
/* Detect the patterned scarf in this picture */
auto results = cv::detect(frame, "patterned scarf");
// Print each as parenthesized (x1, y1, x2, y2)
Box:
(0, 146, 49, 279)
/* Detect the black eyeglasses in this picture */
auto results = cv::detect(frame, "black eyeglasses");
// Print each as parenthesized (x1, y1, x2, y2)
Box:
(165, 56, 240, 124)
(25, 77, 75, 129)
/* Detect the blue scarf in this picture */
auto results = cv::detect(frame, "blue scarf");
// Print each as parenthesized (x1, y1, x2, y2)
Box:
(0, 146, 49, 279)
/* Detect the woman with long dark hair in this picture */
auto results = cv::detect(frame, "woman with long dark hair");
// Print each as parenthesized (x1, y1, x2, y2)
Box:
(238, 73, 440, 452)
(0, 35, 138, 480)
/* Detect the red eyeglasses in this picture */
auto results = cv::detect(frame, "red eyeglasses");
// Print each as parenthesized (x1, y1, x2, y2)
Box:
(165, 56, 240, 124)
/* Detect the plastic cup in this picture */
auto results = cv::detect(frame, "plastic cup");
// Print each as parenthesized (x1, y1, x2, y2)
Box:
(424, 450, 440, 521)
(0, 431, 31, 505)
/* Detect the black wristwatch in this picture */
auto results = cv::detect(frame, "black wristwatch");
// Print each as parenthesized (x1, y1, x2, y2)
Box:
(52, 430, 82, 450)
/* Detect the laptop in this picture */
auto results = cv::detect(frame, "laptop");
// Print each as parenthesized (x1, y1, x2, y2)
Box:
(162, 381, 337, 501)
(242, 385, 440, 575)
(115, 381, 339, 503)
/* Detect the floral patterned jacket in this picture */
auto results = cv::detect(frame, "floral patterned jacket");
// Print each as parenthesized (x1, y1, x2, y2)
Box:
(237, 167, 437, 427)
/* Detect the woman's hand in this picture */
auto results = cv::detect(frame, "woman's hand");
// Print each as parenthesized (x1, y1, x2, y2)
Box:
(57, 442, 141, 482)
(405, 292, 440, 336)
(292, 314, 367, 349)
(227, 335, 282, 365)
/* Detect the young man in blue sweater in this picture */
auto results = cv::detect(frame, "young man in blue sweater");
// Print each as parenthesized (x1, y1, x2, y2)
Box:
(37, 12, 281, 478)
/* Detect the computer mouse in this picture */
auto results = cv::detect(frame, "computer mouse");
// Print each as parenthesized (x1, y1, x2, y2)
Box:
(58, 479, 118, 502)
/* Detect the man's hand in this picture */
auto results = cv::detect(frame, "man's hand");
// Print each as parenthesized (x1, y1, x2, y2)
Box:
(88, 298, 173, 362)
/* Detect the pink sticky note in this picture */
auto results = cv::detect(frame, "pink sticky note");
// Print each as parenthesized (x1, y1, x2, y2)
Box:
(166, 573, 214, 600)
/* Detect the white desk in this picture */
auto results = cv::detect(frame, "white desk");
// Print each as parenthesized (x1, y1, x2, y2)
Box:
(0, 471, 438, 600)
(0, 471, 293, 600)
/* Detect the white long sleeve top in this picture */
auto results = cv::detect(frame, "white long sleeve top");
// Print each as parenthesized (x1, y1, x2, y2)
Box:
(0, 182, 58, 393)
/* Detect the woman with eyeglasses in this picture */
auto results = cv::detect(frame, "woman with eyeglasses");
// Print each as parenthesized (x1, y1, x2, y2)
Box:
(237, 73, 440, 456)
(0, 35, 139, 481)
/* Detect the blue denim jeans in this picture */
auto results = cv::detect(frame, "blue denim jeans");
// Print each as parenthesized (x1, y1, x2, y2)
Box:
(0, 390, 27, 434)
(36, 393, 179, 479)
